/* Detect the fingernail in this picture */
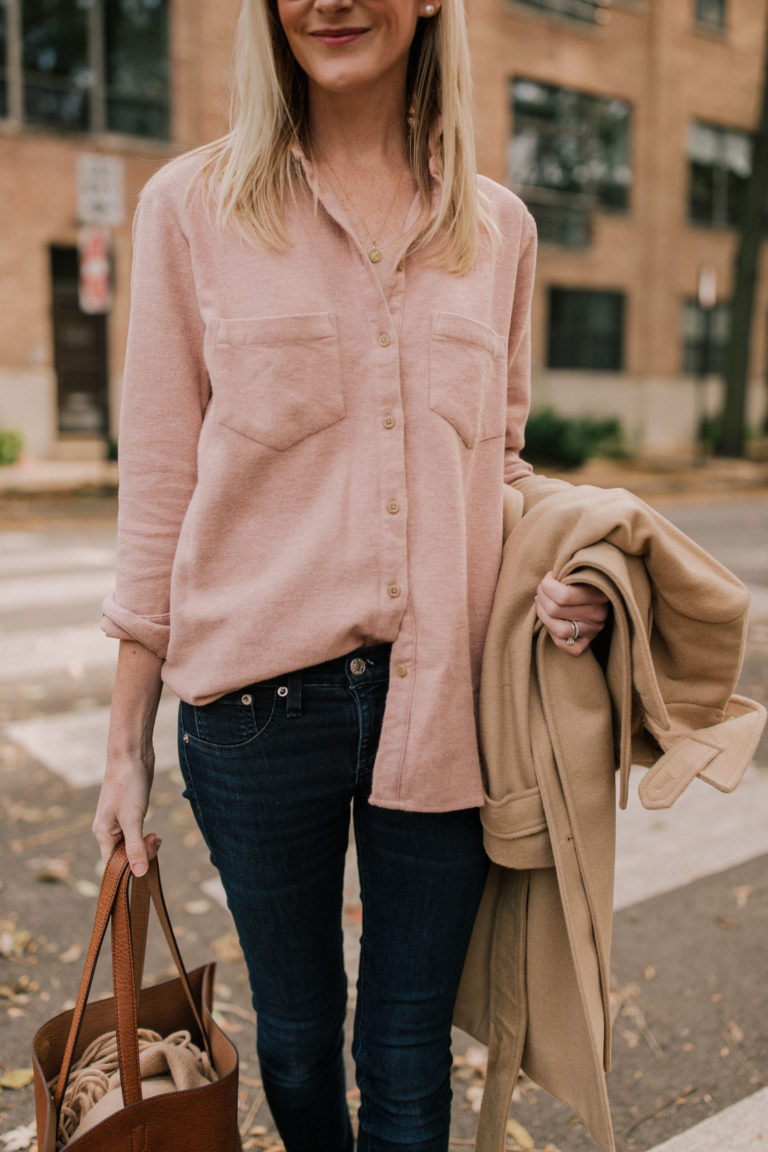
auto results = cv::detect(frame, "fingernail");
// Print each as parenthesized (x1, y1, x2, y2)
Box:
(132, 862, 148, 877)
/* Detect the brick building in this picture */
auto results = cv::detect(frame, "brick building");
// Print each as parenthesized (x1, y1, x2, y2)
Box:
(0, 0, 766, 457)
(473, 0, 768, 450)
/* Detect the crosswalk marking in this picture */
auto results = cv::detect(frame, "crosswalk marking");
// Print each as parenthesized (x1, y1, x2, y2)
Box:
(615, 763, 768, 910)
(0, 623, 115, 682)
(0, 570, 114, 611)
(5, 696, 180, 788)
(644, 1087, 768, 1152)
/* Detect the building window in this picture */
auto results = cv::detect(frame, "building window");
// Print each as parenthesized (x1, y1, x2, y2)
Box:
(548, 288, 625, 370)
(682, 299, 729, 375)
(105, 0, 169, 138)
(514, 0, 612, 23)
(688, 121, 750, 228)
(0, 3, 8, 118)
(695, 0, 726, 30)
(1, 0, 169, 138)
(510, 78, 631, 246)
(22, 0, 90, 132)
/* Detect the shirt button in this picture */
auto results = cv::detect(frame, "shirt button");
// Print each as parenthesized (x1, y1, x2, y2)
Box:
(378, 333, 391, 347)
(388, 584, 402, 598)
(387, 500, 400, 514)
(382, 415, 396, 429)
(350, 657, 366, 676)
(395, 664, 408, 677)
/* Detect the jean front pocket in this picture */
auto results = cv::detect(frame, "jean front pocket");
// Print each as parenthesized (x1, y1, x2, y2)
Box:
(181, 686, 277, 751)
(213, 312, 345, 451)
(429, 311, 507, 448)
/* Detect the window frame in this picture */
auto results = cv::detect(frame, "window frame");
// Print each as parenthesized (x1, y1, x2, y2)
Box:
(547, 286, 626, 372)
(0, 0, 170, 141)
(687, 119, 752, 230)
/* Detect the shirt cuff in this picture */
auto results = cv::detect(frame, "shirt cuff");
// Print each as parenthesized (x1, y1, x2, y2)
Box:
(100, 594, 170, 660)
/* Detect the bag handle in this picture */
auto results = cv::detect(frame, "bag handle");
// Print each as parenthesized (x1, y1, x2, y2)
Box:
(52, 845, 131, 1112)
(53, 843, 212, 1115)
(108, 854, 213, 1107)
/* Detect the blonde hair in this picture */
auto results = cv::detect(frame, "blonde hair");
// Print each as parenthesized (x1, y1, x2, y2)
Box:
(201, 0, 492, 273)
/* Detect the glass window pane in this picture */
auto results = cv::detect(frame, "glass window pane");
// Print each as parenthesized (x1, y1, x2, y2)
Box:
(548, 288, 624, 370)
(22, 0, 90, 131)
(511, 77, 631, 222)
(105, 0, 169, 139)
(0, 0, 7, 118)
(695, 0, 726, 29)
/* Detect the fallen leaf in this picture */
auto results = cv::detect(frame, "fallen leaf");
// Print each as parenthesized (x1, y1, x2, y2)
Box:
(212, 931, 243, 964)
(58, 944, 82, 964)
(682, 1042, 695, 1052)
(184, 900, 211, 916)
(6, 1007, 26, 1019)
(0, 1067, 34, 1090)
(621, 1029, 640, 1049)
(726, 1021, 744, 1044)
(716, 915, 740, 929)
(711, 993, 723, 1003)
(465, 1084, 484, 1113)
(643, 966, 656, 981)
(731, 885, 754, 909)
(0, 1122, 36, 1151)
(506, 1117, 535, 1148)
(74, 879, 100, 899)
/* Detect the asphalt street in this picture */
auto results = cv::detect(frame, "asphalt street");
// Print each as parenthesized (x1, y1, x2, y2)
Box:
(0, 488, 766, 1152)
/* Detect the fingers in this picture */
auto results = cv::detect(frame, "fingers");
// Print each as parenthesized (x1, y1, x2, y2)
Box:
(92, 764, 157, 877)
(535, 571, 610, 656)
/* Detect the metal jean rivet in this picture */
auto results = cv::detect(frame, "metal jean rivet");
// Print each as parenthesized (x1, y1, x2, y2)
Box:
(277, 686, 289, 697)
(183, 733, 189, 744)
(241, 693, 253, 705)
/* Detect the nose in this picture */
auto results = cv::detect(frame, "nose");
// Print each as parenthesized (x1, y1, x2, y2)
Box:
(313, 0, 354, 13)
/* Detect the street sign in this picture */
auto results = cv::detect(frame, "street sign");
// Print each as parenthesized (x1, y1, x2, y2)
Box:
(698, 264, 717, 310)
(78, 226, 113, 315)
(77, 154, 125, 227)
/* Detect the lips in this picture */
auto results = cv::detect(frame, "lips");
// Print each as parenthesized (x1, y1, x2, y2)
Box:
(311, 27, 369, 46)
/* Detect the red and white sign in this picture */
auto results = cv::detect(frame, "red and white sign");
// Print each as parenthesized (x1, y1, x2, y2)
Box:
(78, 226, 113, 315)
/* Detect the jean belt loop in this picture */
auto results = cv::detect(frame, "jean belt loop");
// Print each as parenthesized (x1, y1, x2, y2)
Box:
(286, 670, 303, 718)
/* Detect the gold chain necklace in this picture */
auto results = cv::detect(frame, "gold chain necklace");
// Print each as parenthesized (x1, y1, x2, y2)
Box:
(313, 146, 406, 264)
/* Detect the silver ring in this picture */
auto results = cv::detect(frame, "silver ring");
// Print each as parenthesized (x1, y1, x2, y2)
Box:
(566, 619, 579, 646)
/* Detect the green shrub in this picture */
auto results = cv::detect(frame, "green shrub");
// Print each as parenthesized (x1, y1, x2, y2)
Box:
(523, 408, 626, 470)
(0, 429, 23, 466)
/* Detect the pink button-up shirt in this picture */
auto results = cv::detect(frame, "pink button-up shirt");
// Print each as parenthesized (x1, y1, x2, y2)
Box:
(101, 148, 537, 811)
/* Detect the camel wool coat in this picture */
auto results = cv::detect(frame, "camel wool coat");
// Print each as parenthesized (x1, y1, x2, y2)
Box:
(453, 475, 766, 1152)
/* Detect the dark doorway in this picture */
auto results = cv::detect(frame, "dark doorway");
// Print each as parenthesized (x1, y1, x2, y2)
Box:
(50, 245, 109, 438)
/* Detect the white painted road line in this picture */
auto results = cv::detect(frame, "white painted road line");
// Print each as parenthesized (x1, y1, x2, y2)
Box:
(0, 623, 116, 682)
(5, 695, 180, 788)
(0, 570, 114, 611)
(644, 1087, 768, 1152)
(614, 763, 768, 910)
(0, 544, 116, 577)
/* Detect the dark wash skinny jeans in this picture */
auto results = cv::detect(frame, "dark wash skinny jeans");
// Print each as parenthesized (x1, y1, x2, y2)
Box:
(178, 643, 489, 1152)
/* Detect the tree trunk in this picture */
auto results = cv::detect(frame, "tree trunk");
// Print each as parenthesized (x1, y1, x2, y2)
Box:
(718, 11, 768, 457)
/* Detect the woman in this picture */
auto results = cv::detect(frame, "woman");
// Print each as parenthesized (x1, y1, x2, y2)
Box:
(93, 0, 608, 1148)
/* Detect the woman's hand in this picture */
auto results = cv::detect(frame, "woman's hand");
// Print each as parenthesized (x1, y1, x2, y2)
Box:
(92, 639, 165, 875)
(92, 755, 161, 877)
(535, 571, 610, 656)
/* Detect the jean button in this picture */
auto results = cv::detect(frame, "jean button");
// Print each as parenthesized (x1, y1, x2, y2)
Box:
(350, 657, 366, 676)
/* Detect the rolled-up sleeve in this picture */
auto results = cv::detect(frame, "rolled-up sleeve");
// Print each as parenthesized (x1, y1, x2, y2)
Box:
(503, 208, 537, 485)
(101, 184, 210, 658)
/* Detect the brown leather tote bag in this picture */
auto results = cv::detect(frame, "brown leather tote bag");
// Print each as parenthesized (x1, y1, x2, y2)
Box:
(32, 843, 240, 1151)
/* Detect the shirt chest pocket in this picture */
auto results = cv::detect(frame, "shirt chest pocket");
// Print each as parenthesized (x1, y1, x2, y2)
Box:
(212, 312, 345, 451)
(429, 312, 507, 449)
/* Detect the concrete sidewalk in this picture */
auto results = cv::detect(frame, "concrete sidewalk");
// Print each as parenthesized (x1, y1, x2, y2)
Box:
(1, 452, 767, 499)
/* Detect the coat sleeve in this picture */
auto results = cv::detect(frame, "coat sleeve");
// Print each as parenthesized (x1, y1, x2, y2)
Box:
(504, 208, 537, 485)
(100, 183, 211, 659)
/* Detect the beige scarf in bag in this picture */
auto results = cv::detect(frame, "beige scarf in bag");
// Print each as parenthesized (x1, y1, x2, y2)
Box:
(54, 1027, 215, 1147)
